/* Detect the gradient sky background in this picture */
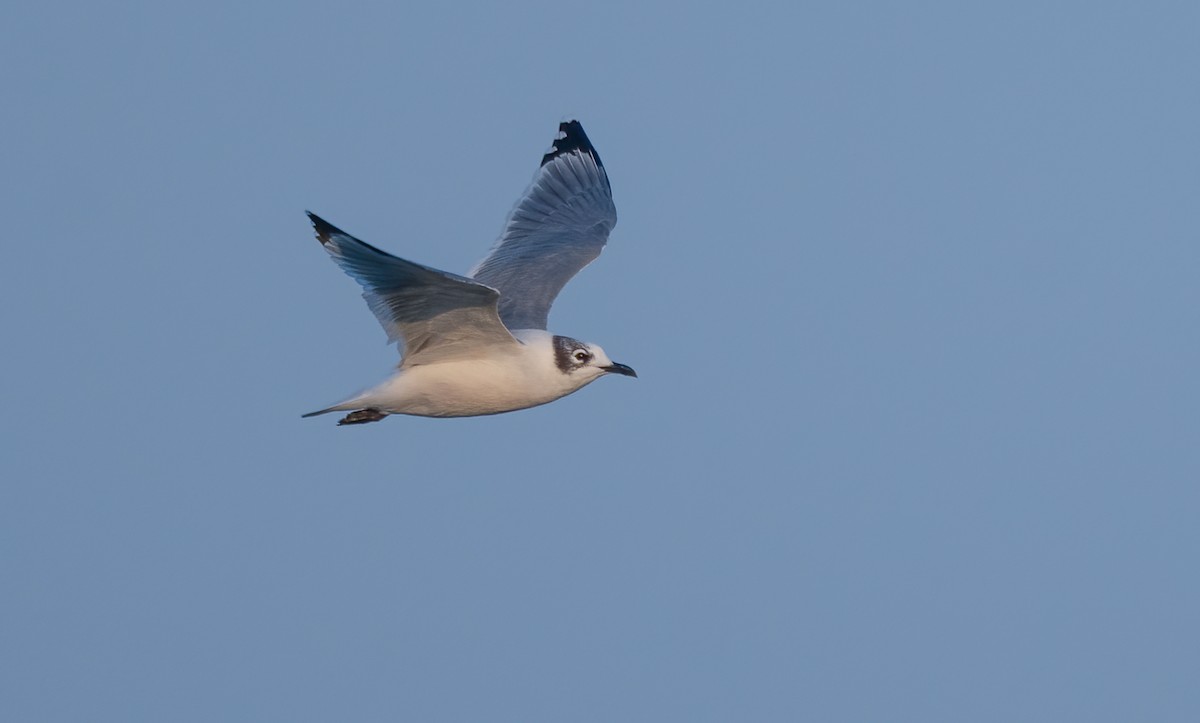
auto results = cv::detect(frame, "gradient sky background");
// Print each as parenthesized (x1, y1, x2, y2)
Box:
(3, 2, 1198, 721)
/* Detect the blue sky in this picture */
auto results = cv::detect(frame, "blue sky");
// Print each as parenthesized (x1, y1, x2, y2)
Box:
(3, 2, 1198, 721)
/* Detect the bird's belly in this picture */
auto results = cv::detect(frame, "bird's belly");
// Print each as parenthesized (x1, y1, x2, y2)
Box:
(371, 360, 570, 418)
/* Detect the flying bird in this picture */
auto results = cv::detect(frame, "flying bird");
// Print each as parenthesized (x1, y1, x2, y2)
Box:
(303, 120, 636, 425)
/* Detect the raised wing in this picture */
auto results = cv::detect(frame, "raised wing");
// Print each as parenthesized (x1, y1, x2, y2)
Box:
(469, 121, 617, 330)
(307, 212, 518, 365)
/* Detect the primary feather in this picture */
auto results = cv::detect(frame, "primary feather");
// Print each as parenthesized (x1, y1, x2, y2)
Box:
(469, 121, 617, 330)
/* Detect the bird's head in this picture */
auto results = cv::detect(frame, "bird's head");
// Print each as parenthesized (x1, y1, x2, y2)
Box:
(552, 335, 637, 383)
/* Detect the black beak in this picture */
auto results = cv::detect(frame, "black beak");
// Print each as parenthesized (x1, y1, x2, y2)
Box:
(601, 362, 638, 378)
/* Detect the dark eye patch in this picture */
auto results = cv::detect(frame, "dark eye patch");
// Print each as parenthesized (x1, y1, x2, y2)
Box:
(553, 335, 589, 373)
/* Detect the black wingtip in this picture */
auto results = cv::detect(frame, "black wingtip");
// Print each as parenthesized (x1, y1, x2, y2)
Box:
(303, 210, 397, 259)
(305, 210, 340, 246)
(540, 120, 604, 169)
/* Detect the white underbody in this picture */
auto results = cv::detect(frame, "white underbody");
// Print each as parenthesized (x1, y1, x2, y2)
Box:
(323, 329, 604, 418)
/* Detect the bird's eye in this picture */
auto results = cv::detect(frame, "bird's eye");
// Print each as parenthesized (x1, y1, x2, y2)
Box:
(574, 350, 590, 363)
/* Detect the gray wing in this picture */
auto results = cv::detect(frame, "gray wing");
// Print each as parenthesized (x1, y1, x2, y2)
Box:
(307, 212, 518, 365)
(469, 121, 617, 331)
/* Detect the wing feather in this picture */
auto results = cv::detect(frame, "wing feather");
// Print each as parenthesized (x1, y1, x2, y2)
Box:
(469, 121, 617, 330)
(307, 212, 518, 365)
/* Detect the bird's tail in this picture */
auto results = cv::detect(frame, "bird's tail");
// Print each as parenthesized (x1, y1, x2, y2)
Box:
(301, 386, 371, 419)
(302, 398, 388, 425)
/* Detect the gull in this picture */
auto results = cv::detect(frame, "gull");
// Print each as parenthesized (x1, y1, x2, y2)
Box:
(302, 120, 636, 425)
